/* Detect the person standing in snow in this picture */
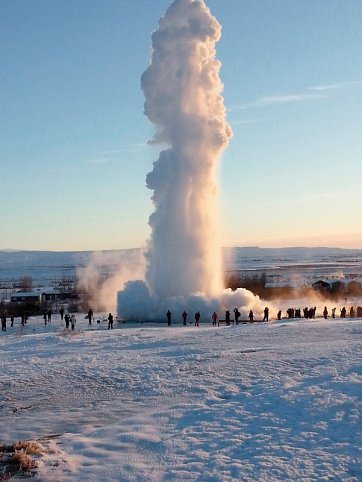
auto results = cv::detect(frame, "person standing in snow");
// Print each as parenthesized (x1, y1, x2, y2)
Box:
(249, 310, 254, 322)
(277, 310, 282, 321)
(225, 310, 230, 325)
(65, 314, 70, 329)
(166, 310, 172, 326)
(233, 308, 240, 324)
(43, 312, 47, 325)
(88, 308, 93, 325)
(323, 306, 328, 319)
(59, 307, 64, 321)
(182, 311, 187, 326)
(212, 311, 218, 326)
(1, 315, 6, 332)
(10, 316, 14, 327)
(70, 314, 76, 330)
(263, 306, 269, 322)
(108, 313, 114, 330)
(332, 307, 336, 318)
(194, 312, 201, 327)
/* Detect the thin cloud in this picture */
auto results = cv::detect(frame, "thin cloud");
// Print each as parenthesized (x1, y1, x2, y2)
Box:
(230, 118, 264, 126)
(233, 92, 324, 111)
(231, 79, 361, 112)
(102, 143, 148, 155)
(309, 80, 362, 91)
(83, 143, 149, 165)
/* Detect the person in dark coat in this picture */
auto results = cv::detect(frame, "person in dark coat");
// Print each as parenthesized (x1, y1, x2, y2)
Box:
(182, 311, 187, 326)
(108, 313, 114, 330)
(225, 310, 230, 325)
(277, 310, 282, 321)
(88, 308, 93, 325)
(1, 315, 6, 332)
(248, 310, 254, 322)
(233, 308, 240, 324)
(65, 314, 70, 329)
(10, 316, 14, 327)
(194, 312, 201, 327)
(263, 307, 269, 322)
(323, 306, 328, 319)
(166, 310, 172, 326)
(59, 308, 64, 321)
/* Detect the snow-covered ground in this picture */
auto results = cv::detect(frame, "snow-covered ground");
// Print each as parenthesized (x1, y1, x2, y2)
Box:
(1, 315, 361, 481)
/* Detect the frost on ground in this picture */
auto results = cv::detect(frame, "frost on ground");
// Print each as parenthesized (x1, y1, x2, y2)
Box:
(0, 316, 361, 481)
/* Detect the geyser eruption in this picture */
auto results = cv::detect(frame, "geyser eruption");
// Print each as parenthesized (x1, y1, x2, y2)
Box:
(141, 0, 232, 298)
(117, 0, 267, 321)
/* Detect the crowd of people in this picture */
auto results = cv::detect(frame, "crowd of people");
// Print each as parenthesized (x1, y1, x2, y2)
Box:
(1, 303, 362, 333)
(1, 312, 30, 331)
(283, 305, 362, 320)
(163, 304, 362, 327)
(0, 307, 115, 332)
(165, 306, 272, 326)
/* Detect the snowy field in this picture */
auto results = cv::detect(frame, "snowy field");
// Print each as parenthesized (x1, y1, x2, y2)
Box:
(1, 315, 361, 481)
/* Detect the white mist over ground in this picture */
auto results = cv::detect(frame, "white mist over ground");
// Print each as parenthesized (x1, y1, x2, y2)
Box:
(118, 283, 266, 322)
(1, 316, 361, 481)
(77, 250, 145, 312)
(117, 0, 267, 321)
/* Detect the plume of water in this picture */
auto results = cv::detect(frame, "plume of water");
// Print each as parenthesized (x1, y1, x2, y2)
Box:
(141, 0, 232, 298)
(117, 0, 269, 321)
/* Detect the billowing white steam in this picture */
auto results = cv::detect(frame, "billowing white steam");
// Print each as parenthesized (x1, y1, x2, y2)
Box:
(77, 249, 145, 313)
(117, 0, 268, 321)
(141, 0, 232, 298)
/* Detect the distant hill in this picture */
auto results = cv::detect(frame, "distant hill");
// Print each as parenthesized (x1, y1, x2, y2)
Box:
(0, 247, 361, 285)
(224, 246, 362, 269)
(0, 248, 140, 284)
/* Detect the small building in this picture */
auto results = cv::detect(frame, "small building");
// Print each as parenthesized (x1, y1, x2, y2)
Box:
(40, 289, 76, 302)
(312, 280, 331, 293)
(347, 280, 362, 295)
(11, 291, 42, 303)
(11, 288, 77, 304)
(330, 280, 347, 296)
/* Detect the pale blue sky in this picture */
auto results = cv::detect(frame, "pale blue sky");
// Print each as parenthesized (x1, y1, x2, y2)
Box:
(1, 0, 361, 250)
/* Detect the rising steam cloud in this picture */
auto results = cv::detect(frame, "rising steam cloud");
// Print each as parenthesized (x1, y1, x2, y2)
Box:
(77, 249, 145, 313)
(141, 0, 232, 298)
(117, 0, 269, 321)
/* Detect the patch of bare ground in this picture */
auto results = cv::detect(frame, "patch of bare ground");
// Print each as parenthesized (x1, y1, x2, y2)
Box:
(0, 440, 43, 480)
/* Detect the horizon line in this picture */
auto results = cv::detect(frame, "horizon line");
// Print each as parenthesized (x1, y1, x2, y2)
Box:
(1, 245, 362, 254)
